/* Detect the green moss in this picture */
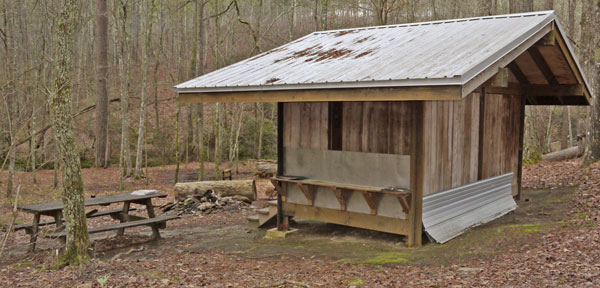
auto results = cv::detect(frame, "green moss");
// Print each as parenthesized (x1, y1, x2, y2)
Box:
(504, 223, 541, 233)
(346, 278, 365, 286)
(363, 252, 410, 266)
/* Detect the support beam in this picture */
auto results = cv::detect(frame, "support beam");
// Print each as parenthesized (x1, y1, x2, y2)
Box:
(408, 102, 423, 247)
(179, 86, 463, 103)
(525, 84, 583, 97)
(276, 102, 286, 231)
(330, 187, 347, 211)
(507, 62, 529, 85)
(396, 194, 411, 218)
(296, 183, 314, 206)
(361, 191, 378, 215)
(528, 48, 558, 85)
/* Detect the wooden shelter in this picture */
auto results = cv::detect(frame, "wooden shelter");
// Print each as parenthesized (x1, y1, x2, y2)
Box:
(175, 11, 593, 245)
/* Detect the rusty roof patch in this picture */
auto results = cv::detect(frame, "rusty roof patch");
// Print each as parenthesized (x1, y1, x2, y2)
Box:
(334, 30, 357, 37)
(354, 36, 373, 43)
(265, 78, 280, 84)
(354, 50, 374, 58)
(313, 48, 352, 62)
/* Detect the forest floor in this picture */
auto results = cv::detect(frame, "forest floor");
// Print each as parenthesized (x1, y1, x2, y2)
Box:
(0, 158, 599, 287)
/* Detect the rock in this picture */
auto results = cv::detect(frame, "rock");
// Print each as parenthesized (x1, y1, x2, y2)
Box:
(184, 197, 198, 206)
(232, 195, 251, 204)
(198, 202, 216, 211)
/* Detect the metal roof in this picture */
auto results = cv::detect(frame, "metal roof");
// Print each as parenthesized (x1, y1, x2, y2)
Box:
(422, 173, 517, 243)
(175, 10, 588, 95)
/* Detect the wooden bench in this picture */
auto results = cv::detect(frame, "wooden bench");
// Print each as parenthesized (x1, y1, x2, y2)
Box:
(12, 207, 137, 234)
(44, 215, 180, 239)
(271, 177, 411, 217)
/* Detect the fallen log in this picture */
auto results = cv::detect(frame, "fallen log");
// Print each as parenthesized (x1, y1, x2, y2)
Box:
(174, 180, 256, 201)
(256, 161, 277, 178)
(541, 146, 583, 162)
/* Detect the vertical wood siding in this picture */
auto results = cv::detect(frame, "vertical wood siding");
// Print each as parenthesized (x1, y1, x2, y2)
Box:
(480, 93, 523, 195)
(421, 93, 480, 196)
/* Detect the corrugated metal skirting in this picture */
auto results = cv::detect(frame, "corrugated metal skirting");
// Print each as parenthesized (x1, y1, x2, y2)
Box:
(422, 173, 517, 243)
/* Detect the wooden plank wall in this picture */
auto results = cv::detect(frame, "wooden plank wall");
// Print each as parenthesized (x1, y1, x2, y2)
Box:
(421, 93, 480, 196)
(282, 101, 415, 156)
(341, 102, 414, 155)
(282, 102, 328, 150)
(480, 93, 523, 196)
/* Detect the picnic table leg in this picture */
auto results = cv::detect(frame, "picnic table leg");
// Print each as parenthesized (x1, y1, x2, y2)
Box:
(116, 201, 131, 236)
(144, 198, 160, 239)
(29, 213, 40, 252)
(53, 211, 66, 245)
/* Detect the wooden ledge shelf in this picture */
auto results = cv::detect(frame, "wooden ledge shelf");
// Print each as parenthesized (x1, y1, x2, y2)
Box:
(271, 177, 411, 216)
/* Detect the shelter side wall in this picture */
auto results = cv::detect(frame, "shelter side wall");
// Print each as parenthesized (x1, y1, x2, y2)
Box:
(480, 93, 523, 196)
(281, 101, 415, 220)
(420, 92, 523, 197)
(421, 93, 480, 196)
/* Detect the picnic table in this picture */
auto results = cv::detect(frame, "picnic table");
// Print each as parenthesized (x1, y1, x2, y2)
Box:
(17, 191, 178, 251)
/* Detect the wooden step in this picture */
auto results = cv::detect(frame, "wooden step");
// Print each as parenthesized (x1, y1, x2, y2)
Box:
(247, 215, 259, 229)
(256, 207, 270, 215)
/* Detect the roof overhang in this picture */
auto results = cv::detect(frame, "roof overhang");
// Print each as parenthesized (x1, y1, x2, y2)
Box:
(175, 11, 592, 105)
(179, 85, 462, 103)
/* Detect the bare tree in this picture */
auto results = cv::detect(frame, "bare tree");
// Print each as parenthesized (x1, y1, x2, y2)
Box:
(582, 0, 600, 165)
(134, 0, 156, 178)
(95, 0, 109, 168)
(50, 0, 90, 265)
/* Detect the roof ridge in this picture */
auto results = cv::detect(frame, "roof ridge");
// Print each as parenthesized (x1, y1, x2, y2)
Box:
(314, 10, 555, 35)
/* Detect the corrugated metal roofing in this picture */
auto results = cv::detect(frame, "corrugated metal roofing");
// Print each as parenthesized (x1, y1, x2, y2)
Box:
(175, 11, 571, 94)
(422, 173, 517, 243)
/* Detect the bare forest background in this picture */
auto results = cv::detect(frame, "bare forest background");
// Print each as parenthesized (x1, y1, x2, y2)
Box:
(1, 0, 599, 198)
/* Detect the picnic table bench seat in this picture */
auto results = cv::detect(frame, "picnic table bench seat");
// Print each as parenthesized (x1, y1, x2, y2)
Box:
(13, 207, 137, 234)
(44, 215, 180, 239)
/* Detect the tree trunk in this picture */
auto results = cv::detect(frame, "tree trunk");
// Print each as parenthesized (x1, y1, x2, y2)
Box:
(174, 180, 257, 201)
(51, 0, 90, 265)
(174, 103, 181, 184)
(561, 108, 569, 149)
(94, 0, 109, 168)
(214, 103, 221, 180)
(135, 0, 154, 178)
(118, 1, 131, 180)
(582, 0, 600, 166)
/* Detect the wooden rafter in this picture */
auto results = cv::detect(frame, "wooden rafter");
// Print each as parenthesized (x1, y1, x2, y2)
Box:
(528, 48, 558, 85)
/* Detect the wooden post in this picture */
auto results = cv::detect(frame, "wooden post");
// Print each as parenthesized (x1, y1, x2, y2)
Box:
(116, 201, 131, 236)
(408, 102, 423, 247)
(144, 198, 160, 239)
(54, 211, 65, 244)
(29, 213, 40, 252)
(276, 102, 287, 231)
(516, 93, 526, 200)
(477, 88, 486, 180)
